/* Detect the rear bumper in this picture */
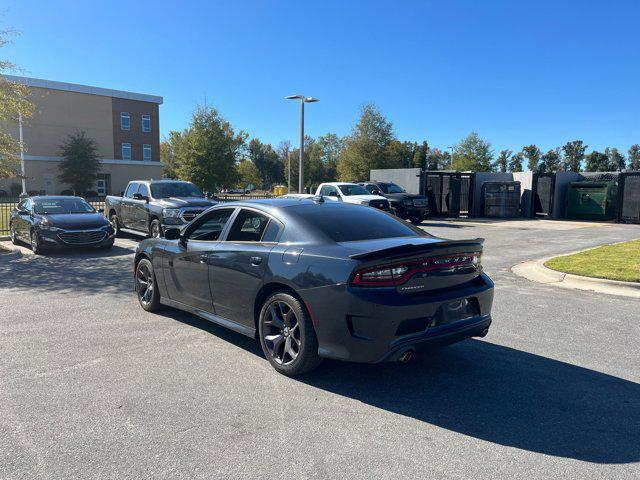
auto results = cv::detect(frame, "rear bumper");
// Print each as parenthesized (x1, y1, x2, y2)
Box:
(300, 273, 494, 363)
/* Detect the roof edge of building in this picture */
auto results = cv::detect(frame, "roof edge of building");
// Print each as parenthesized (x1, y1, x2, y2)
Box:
(3, 75, 163, 105)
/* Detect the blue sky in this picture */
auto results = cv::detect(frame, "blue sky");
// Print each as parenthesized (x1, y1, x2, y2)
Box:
(3, 0, 639, 155)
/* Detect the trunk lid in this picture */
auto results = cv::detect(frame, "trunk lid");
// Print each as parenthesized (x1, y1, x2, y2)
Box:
(346, 237, 484, 294)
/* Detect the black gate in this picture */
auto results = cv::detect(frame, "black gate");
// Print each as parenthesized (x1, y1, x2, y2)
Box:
(422, 172, 474, 217)
(532, 173, 555, 217)
(617, 172, 640, 224)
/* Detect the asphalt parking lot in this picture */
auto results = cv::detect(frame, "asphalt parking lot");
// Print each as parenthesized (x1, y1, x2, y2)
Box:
(1, 219, 639, 479)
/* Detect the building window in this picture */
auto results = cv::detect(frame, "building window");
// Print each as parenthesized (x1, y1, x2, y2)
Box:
(142, 114, 151, 132)
(122, 143, 131, 160)
(121, 112, 130, 131)
(143, 144, 152, 161)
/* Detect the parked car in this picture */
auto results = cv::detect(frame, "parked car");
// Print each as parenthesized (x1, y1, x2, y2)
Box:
(315, 182, 391, 211)
(10, 196, 115, 254)
(133, 197, 493, 376)
(228, 188, 252, 194)
(359, 181, 430, 224)
(105, 180, 217, 238)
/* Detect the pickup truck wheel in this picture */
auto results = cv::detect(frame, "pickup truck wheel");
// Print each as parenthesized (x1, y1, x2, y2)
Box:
(149, 219, 163, 238)
(110, 214, 121, 237)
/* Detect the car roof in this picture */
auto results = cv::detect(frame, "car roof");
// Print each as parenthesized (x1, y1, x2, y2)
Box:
(133, 179, 192, 184)
(321, 182, 361, 186)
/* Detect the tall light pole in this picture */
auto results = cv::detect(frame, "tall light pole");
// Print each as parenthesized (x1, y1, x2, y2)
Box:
(18, 109, 26, 195)
(285, 95, 319, 193)
(287, 150, 291, 193)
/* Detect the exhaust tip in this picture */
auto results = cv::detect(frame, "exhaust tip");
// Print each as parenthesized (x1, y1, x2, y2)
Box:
(398, 349, 414, 364)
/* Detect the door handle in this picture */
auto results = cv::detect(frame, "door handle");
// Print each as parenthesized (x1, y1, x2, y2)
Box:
(250, 256, 263, 266)
(199, 253, 209, 264)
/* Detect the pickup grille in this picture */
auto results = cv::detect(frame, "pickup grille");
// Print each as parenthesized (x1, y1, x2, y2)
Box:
(413, 198, 427, 207)
(58, 230, 107, 245)
(369, 199, 390, 210)
(181, 209, 205, 222)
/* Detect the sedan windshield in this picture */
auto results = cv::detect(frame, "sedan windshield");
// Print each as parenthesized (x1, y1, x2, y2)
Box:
(380, 183, 406, 194)
(34, 198, 95, 215)
(150, 182, 204, 199)
(338, 184, 369, 196)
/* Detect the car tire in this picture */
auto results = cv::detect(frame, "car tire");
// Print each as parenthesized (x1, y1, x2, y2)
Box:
(135, 258, 161, 312)
(149, 219, 163, 239)
(101, 240, 114, 250)
(258, 292, 322, 376)
(110, 214, 121, 238)
(9, 223, 18, 245)
(30, 230, 44, 255)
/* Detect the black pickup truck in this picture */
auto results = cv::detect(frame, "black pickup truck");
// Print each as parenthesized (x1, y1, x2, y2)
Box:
(105, 180, 217, 238)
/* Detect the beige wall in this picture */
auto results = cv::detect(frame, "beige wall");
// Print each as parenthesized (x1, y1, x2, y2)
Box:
(2, 86, 115, 158)
(0, 160, 163, 196)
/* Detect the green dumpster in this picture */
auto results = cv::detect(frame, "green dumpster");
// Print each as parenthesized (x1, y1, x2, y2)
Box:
(565, 181, 618, 221)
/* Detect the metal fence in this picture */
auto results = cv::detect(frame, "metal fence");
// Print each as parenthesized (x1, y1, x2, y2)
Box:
(0, 194, 276, 237)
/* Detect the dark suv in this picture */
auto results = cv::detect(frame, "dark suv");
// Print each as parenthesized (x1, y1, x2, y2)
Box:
(359, 181, 430, 224)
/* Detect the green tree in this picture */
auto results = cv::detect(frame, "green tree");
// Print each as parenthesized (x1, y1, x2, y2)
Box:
(235, 159, 262, 188)
(57, 131, 101, 195)
(605, 147, 626, 171)
(248, 138, 284, 188)
(522, 144, 542, 172)
(412, 141, 429, 169)
(540, 148, 562, 172)
(628, 144, 640, 170)
(585, 151, 611, 172)
(386, 140, 417, 170)
(0, 30, 35, 179)
(451, 132, 494, 172)
(562, 140, 587, 172)
(494, 149, 512, 173)
(316, 133, 344, 182)
(508, 152, 524, 172)
(337, 104, 397, 181)
(160, 131, 182, 179)
(425, 148, 451, 170)
(171, 106, 246, 191)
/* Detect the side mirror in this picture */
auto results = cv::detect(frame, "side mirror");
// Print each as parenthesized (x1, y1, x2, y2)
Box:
(133, 193, 149, 202)
(98, 208, 105, 214)
(164, 228, 181, 241)
(372, 190, 381, 196)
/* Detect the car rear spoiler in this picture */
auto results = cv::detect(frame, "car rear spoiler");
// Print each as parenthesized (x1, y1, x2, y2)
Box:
(349, 238, 485, 261)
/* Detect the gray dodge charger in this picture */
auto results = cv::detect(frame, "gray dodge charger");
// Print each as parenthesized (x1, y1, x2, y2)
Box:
(134, 197, 494, 376)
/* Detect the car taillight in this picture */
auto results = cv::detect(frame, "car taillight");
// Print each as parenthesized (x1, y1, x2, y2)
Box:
(351, 253, 481, 288)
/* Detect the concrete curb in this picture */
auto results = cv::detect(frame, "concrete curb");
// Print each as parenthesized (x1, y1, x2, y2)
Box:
(0, 245, 23, 262)
(511, 257, 640, 299)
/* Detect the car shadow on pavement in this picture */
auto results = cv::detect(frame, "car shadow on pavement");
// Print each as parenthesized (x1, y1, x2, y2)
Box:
(421, 222, 475, 229)
(0, 245, 135, 294)
(296, 339, 640, 465)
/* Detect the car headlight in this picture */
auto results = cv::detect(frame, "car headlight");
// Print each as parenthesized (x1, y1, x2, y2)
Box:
(163, 208, 182, 218)
(39, 221, 62, 232)
(403, 198, 413, 206)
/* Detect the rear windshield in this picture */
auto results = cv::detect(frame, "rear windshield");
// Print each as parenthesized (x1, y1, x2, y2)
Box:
(150, 182, 203, 199)
(289, 204, 423, 242)
(380, 183, 405, 194)
(337, 184, 369, 196)
(34, 198, 95, 215)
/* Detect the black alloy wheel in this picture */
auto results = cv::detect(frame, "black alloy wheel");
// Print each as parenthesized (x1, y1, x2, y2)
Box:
(110, 214, 121, 237)
(30, 230, 44, 255)
(259, 292, 321, 376)
(135, 258, 161, 311)
(150, 219, 163, 239)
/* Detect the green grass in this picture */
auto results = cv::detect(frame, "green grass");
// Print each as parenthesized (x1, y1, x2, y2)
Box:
(545, 239, 640, 283)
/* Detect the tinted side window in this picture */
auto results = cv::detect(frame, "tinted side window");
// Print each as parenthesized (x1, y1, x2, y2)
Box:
(226, 209, 270, 242)
(124, 183, 138, 198)
(187, 209, 234, 241)
(261, 219, 283, 243)
(365, 184, 377, 193)
(138, 184, 149, 197)
(291, 204, 422, 242)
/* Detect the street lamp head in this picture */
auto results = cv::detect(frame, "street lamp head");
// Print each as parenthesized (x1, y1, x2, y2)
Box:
(304, 97, 319, 103)
(285, 95, 305, 100)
